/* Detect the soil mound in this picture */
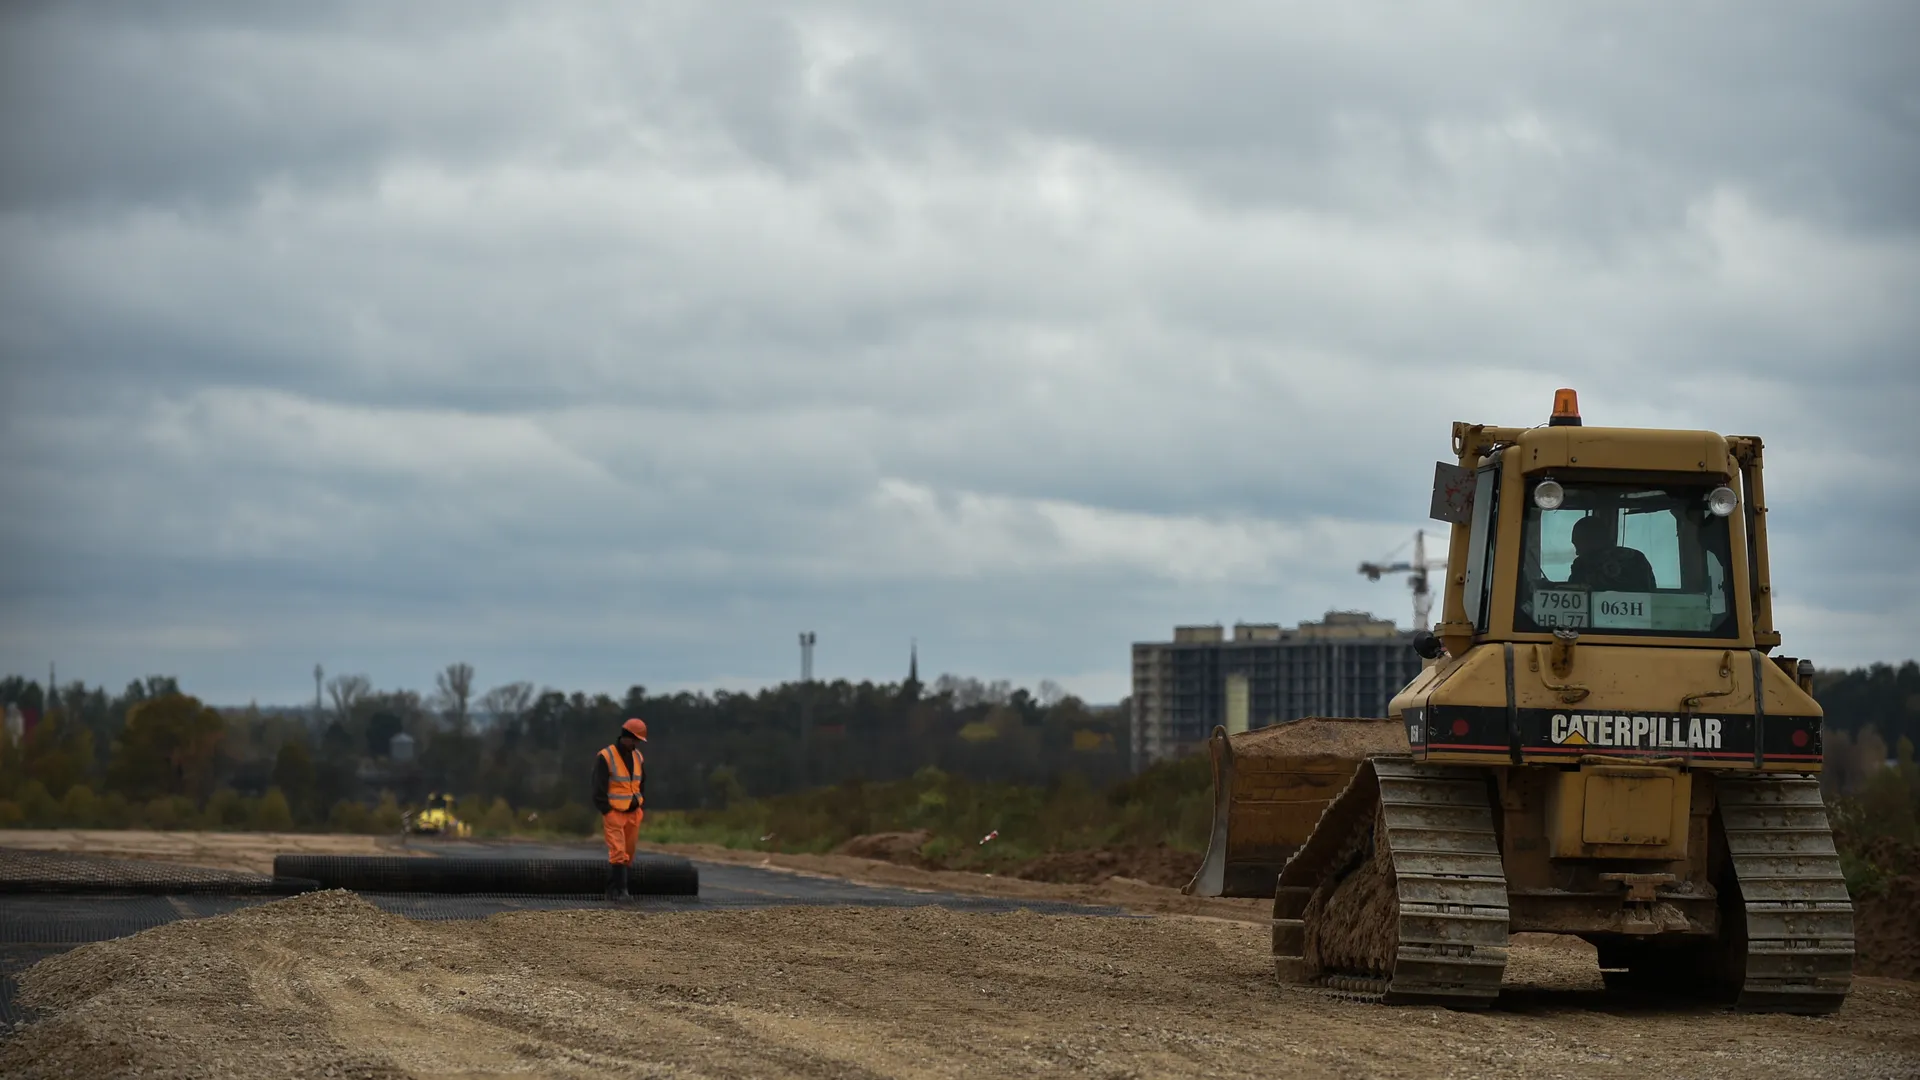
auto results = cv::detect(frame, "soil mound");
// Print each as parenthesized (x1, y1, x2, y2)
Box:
(1856, 876, 1920, 981)
(833, 830, 937, 868)
(1012, 845, 1201, 889)
(1834, 834, 1920, 980)
(1227, 715, 1408, 760)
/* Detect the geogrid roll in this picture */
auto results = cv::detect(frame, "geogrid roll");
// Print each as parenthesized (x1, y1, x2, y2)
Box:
(271, 853, 700, 895)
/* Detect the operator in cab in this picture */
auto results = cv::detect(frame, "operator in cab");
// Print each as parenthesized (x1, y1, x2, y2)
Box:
(593, 717, 648, 901)
(1567, 514, 1657, 592)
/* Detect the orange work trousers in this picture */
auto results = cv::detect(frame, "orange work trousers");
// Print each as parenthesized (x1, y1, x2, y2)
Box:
(603, 808, 644, 866)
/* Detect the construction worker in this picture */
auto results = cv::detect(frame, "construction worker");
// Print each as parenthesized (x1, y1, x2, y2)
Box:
(593, 717, 647, 901)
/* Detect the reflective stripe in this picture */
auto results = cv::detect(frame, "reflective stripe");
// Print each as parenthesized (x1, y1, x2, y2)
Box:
(600, 745, 644, 810)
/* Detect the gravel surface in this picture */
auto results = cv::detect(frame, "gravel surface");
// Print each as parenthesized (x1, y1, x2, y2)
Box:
(635, 840, 1276, 923)
(5, 891, 1916, 1080)
(0, 831, 414, 875)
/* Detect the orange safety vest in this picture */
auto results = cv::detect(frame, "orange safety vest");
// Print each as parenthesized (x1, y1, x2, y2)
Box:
(600, 744, 644, 811)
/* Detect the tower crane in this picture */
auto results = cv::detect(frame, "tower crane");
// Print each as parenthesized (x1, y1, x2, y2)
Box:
(1359, 529, 1447, 631)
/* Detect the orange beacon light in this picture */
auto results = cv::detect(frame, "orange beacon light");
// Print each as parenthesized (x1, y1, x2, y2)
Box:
(1549, 388, 1582, 427)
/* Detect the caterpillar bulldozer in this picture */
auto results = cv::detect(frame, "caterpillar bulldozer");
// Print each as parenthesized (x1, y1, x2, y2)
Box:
(1190, 390, 1852, 1013)
(405, 793, 472, 838)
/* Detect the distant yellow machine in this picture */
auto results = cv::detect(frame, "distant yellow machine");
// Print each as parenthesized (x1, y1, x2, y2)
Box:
(407, 793, 472, 838)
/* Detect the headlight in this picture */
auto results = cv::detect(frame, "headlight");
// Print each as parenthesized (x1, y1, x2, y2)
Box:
(1533, 480, 1564, 510)
(1707, 486, 1738, 517)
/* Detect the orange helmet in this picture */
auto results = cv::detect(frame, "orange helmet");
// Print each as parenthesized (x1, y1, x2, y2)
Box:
(621, 717, 649, 742)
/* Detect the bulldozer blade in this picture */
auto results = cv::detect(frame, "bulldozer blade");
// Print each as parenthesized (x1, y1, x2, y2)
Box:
(1185, 718, 1408, 898)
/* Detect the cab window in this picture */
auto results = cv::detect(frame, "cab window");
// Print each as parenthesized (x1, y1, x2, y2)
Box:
(1516, 481, 1736, 636)
(1460, 465, 1499, 630)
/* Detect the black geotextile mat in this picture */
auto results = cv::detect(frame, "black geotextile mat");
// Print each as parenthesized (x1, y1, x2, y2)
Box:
(0, 848, 298, 895)
(0, 946, 60, 1029)
(274, 852, 699, 895)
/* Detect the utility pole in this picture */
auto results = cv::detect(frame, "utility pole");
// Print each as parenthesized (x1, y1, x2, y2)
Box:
(314, 664, 324, 721)
(798, 632, 816, 790)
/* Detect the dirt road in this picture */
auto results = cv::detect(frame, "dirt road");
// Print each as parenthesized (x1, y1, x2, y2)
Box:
(0, 830, 1270, 921)
(0, 829, 410, 875)
(6, 891, 1916, 1080)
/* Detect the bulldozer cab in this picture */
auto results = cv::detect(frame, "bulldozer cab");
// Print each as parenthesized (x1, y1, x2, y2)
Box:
(1436, 393, 1756, 651)
(1402, 389, 1823, 770)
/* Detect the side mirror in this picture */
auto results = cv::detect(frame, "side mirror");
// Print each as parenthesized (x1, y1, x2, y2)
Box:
(1412, 630, 1445, 660)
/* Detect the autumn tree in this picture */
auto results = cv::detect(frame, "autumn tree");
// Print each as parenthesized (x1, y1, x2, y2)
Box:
(106, 694, 226, 801)
(326, 673, 371, 725)
(367, 710, 404, 757)
(1824, 728, 1857, 796)
(272, 738, 317, 818)
(20, 709, 95, 799)
(435, 662, 475, 732)
(479, 681, 534, 727)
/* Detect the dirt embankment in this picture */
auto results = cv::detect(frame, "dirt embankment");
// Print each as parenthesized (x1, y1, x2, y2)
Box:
(1004, 844, 1200, 889)
(832, 830, 941, 869)
(1858, 876, 1920, 980)
(1847, 836, 1920, 981)
(830, 830, 1203, 890)
(7, 890, 1918, 1080)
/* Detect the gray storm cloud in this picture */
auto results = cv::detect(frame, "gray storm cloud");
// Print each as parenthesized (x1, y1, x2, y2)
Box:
(1, 1, 1915, 702)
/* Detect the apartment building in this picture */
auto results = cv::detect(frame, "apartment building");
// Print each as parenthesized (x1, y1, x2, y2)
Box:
(1130, 611, 1423, 767)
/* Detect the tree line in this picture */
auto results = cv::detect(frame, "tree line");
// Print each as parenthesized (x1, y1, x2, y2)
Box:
(1814, 659, 1920, 784)
(0, 666, 1130, 831)
(1, 660, 1913, 834)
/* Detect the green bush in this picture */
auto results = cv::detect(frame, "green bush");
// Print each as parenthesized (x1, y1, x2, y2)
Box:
(143, 796, 199, 829)
(17, 780, 54, 825)
(635, 810, 765, 849)
(545, 802, 597, 836)
(369, 793, 403, 834)
(454, 795, 489, 829)
(60, 784, 99, 826)
(0, 799, 22, 827)
(706, 764, 747, 809)
(329, 800, 371, 833)
(255, 788, 295, 831)
(202, 788, 250, 829)
(920, 834, 963, 864)
(478, 797, 516, 836)
(1840, 848, 1891, 900)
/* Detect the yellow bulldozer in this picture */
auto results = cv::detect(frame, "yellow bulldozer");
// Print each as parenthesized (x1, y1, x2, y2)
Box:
(406, 793, 472, 838)
(1188, 390, 1851, 1013)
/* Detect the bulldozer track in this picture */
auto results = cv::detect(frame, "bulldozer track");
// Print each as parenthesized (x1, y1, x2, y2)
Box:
(1716, 774, 1854, 1014)
(1274, 756, 1509, 1008)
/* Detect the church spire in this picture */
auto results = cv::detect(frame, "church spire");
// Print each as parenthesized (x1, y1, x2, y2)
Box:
(902, 638, 921, 700)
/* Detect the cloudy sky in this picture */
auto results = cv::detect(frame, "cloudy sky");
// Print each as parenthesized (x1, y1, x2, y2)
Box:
(2, 2, 1916, 706)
